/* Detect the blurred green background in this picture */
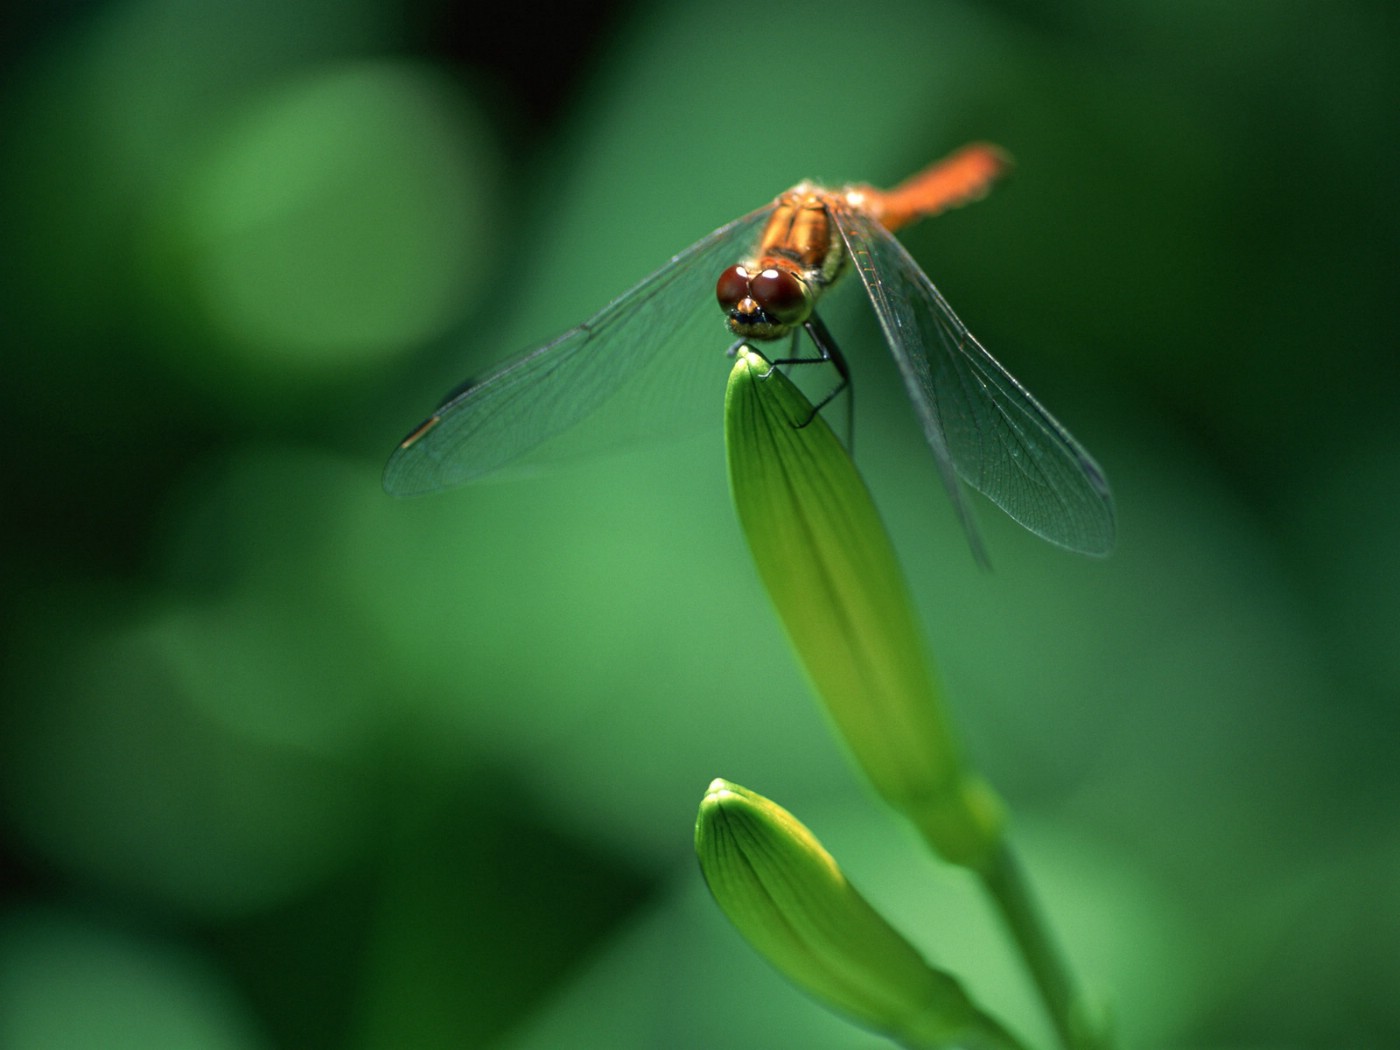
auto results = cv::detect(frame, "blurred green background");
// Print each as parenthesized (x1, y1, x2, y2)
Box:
(2, 0, 1396, 1046)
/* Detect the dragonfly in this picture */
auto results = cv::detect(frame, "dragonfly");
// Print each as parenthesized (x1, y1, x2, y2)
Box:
(384, 143, 1114, 558)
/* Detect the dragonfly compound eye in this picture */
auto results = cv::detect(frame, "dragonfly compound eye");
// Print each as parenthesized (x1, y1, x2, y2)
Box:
(715, 265, 752, 311)
(750, 267, 811, 325)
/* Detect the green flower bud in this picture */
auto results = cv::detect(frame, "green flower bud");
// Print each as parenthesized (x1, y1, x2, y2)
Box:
(695, 779, 1026, 1050)
(724, 350, 1002, 868)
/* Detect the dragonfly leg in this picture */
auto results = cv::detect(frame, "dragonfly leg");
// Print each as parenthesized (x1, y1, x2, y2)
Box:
(761, 315, 845, 428)
(741, 315, 854, 436)
(796, 314, 851, 425)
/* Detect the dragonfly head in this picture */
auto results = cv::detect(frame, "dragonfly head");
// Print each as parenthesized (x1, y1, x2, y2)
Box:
(716, 263, 813, 340)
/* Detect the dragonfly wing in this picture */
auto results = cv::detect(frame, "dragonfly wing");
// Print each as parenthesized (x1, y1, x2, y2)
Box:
(384, 203, 778, 496)
(831, 205, 1115, 556)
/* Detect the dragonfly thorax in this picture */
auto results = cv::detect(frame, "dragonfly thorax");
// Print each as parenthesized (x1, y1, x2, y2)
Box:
(716, 186, 850, 341)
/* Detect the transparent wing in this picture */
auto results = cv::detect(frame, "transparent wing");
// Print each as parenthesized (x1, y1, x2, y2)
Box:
(384, 204, 778, 496)
(831, 204, 1115, 556)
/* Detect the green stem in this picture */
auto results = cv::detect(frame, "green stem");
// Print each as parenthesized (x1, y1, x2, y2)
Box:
(978, 844, 1106, 1050)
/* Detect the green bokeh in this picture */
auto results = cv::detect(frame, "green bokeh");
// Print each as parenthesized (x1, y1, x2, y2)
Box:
(166, 62, 494, 373)
(2, 0, 1396, 1047)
